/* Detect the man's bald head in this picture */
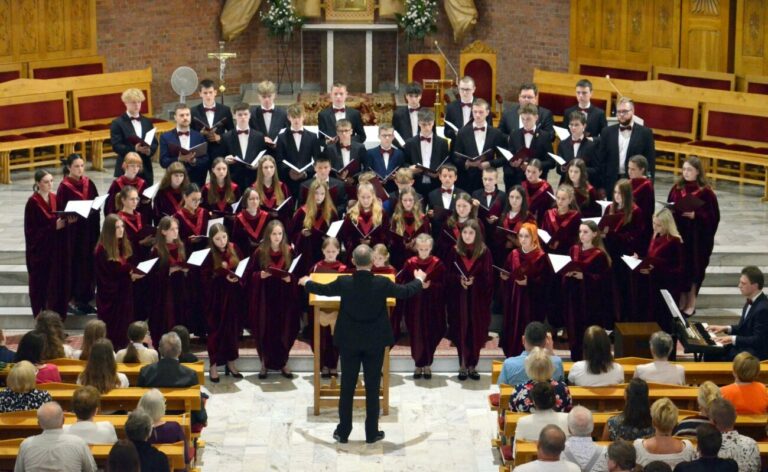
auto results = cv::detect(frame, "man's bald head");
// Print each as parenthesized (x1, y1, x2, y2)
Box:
(537, 424, 566, 459)
(352, 244, 373, 269)
(37, 402, 64, 430)
(568, 406, 594, 436)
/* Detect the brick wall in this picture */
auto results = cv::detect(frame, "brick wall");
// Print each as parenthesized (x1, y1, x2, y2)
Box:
(96, 0, 569, 110)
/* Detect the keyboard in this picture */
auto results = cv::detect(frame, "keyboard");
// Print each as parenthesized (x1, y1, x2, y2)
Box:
(676, 320, 724, 353)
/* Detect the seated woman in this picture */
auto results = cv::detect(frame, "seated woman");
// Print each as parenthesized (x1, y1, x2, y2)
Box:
(509, 347, 572, 413)
(634, 398, 695, 468)
(634, 331, 685, 385)
(138, 388, 191, 464)
(720, 351, 768, 414)
(673, 381, 721, 436)
(171, 325, 199, 363)
(602, 378, 654, 441)
(514, 382, 570, 441)
(14, 331, 61, 384)
(77, 339, 129, 393)
(0, 361, 52, 412)
(115, 321, 159, 364)
(34, 310, 75, 359)
(568, 325, 624, 386)
(73, 320, 107, 361)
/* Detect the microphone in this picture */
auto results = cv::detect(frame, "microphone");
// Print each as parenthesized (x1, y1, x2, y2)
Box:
(434, 40, 460, 86)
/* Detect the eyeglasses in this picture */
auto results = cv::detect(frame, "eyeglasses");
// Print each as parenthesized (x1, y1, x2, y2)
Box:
(337, 129, 352, 134)
(459, 87, 473, 92)
(616, 109, 632, 115)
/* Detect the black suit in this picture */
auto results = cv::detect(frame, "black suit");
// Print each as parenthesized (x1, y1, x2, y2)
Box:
(498, 104, 555, 140)
(322, 141, 366, 172)
(300, 177, 348, 216)
(391, 106, 419, 145)
(221, 128, 267, 190)
(318, 107, 366, 143)
(443, 100, 492, 141)
(562, 104, 607, 139)
(673, 456, 738, 472)
(110, 114, 159, 185)
(137, 358, 199, 387)
(597, 122, 656, 196)
(276, 129, 321, 196)
(190, 103, 234, 160)
(404, 133, 450, 196)
(304, 270, 423, 441)
(249, 105, 290, 139)
(492, 127, 554, 189)
(427, 186, 465, 238)
(452, 125, 503, 193)
(728, 293, 768, 360)
(556, 137, 599, 185)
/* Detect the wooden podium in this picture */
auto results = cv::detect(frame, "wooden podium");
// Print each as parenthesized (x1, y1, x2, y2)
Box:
(307, 273, 395, 416)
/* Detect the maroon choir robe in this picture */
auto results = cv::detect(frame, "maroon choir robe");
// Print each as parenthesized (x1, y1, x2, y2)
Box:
(174, 207, 209, 335)
(147, 243, 189, 342)
(604, 203, 645, 311)
(153, 187, 183, 225)
(562, 245, 616, 360)
(667, 182, 720, 291)
(435, 219, 484, 263)
(95, 243, 134, 345)
(288, 206, 334, 276)
(105, 175, 151, 223)
(57, 175, 99, 306)
(201, 244, 244, 366)
(388, 213, 431, 269)
(398, 256, 446, 367)
(629, 234, 684, 332)
(490, 211, 534, 266)
(231, 209, 271, 257)
(246, 248, 300, 370)
(118, 209, 154, 322)
(540, 208, 580, 255)
(339, 210, 389, 262)
(201, 182, 240, 231)
(575, 184, 601, 218)
(24, 192, 68, 317)
(501, 247, 553, 357)
(259, 182, 292, 226)
(631, 177, 655, 256)
(446, 248, 493, 368)
(308, 260, 348, 370)
(522, 180, 553, 226)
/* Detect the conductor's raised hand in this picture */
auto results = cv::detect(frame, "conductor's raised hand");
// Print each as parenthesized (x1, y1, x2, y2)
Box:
(298, 275, 310, 286)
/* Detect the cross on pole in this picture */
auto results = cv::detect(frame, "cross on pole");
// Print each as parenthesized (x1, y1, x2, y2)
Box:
(207, 41, 237, 100)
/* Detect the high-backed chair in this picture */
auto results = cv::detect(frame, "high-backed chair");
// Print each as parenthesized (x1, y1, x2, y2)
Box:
(460, 41, 498, 115)
(408, 54, 445, 108)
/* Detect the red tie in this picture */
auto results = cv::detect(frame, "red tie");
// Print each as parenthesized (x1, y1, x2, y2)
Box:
(523, 129, 534, 135)
(461, 102, 473, 108)
(130, 116, 141, 121)
(204, 107, 215, 112)
(441, 188, 452, 194)
(340, 144, 351, 150)
(292, 130, 303, 135)
(333, 108, 345, 113)
(474, 126, 485, 132)
(262, 109, 273, 114)
(381, 149, 391, 156)
(420, 136, 432, 143)
(484, 191, 495, 197)
(747, 298, 754, 306)
(237, 130, 249, 135)
(572, 139, 582, 144)
(177, 131, 190, 136)
(579, 107, 589, 112)
(409, 107, 421, 113)
(620, 125, 632, 132)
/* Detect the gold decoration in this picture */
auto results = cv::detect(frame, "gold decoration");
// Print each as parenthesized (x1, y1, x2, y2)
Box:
(294, 0, 321, 17)
(220, 0, 262, 41)
(379, 0, 404, 17)
(691, 0, 719, 15)
(461, 40, 495, 55)
(444, 0, 477, 42)
(324, 0, 375, 23)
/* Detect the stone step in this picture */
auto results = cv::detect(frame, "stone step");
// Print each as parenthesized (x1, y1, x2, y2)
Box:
(710, 247, 768, 266)
(702, 266, 768, 287)
(696, 287, 765, 309)
(0, 252, 25, 265)
(0, 286, 28, 307)
(0, 266, 28, 285)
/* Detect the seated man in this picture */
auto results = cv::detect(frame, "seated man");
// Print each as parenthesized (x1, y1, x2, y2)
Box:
(604, 440, 638, 472)
(514, 382, 570, 441)
(673, 423, 737, 472)
(125, 409, 169, 472)
(708, 398, 761, 471)
(63, 386, 118, 444)
(634, 331, 685, 385)
(562, 406, 608, 471)
(514, 424, 579, 472)
(498, 321, 564, 386)
(16, 402, 97, 472)
(138, 332, 198, 388)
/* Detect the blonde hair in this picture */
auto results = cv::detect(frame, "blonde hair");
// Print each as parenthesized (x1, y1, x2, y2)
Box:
(524, 347, 555, 382)
(697, 381, 721, 414)
(395, 168, 414, 183)
(348, 182, 383, 226)
(414, 233, 434, 248)
(122, 152, 143, 170)
(257, 80, 276, 96)
(121, 88, 145, 103)
(391, 187, 425, 236)
(733, 351, 760, 382)
(7, 361, 37, 393)
(556, 184, 578, 211)
(650, 397, 678, 434)
(653, 208, 682, 242)
(302, 180, 335, 231)
(372, 244, 390, 264)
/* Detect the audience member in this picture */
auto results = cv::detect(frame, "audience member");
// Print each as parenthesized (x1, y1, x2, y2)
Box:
(603, 379, 654, 441)
(63, 386, 118, 444)
(561, 406, 608, 471)
(605, 440, 638, 472)
(14, 331, 61, 384)
(34, 310, 75, 359)
(138, 388, 190, 464)
(510, 347, 572, 413)
(74, 320, 107, 361)
(138, 332, 198, 388)
(645, 461, 672, 472)
(498, 321, 564, 386)
(0, 361, 51, 412)
(0, 329, 16, 363)
(125, 408, 170, 472)
(635, 332, 685, 385)
(77, 339, 129, 393)
(708, 398, 760, 472)
(568, 326, 624, 386)
(672, 423, 737, 472)
(15, 402, 97, 471)
(673, 381, 720, 436)
(719, 351, 768, 414)
(514, 382, 570, 441)
(171, 325, 199, 363)
(634, 398, 695, 468)
(513, 424, 580, 471)
(116, 321, 159, 364)
(108, 439, 141, 472)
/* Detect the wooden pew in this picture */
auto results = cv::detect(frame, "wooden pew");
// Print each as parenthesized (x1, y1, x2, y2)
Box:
(28, 56, 106, 80)
(744, 75, 768, 95)
(0, 438, 186, 471)
(0, 63, 25, 84)
(36, 383, 201, 413)
(29, 358, 207, 385)
(574, 59, 652, 81)
(535, 82, 613, 124)
(653, 66, 736, 91)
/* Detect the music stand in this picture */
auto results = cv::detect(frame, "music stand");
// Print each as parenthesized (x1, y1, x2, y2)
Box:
(423, 79, 455, 125)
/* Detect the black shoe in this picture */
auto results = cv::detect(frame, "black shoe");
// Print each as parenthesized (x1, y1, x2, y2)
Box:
(225, 365, 244, 379)
(366, 431, 385, 444)
(423, 368, 432, 380)
(468, 370, 480, 381)
(67, 303, 85, 316)
(258, 370, 268, 379)
(209, 375, 220, 384)
(458, 369, 468, 381)
(413, 369, 423, 379)
(280, 369, 294, 379)
(333, 430, 348, 444)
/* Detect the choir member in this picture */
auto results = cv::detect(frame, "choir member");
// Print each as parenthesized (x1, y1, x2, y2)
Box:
(174, 184, 209, 255)
(110, 88, 158, 185)
(322, 118, 366, 198)
(95, 215, 144, 345)
(498, 83, 555, 139)
(289, 180, 336, 274)
(318, 82, 366, 143)
(299, 156, 348, 216)
(562, 158, 601, 217)
(105, 152, 150, 220)
(246, 220, 300, 379)
(159, 103, 210, 187)
(389, 187, 430, 269)
(308, 237, 347, 377)
(426, 164, 464, 239)
(253, 155, 291, 221)
(201, 157, 240, 222)
(452, 98, 502, 193)
(628, 209, 683, 331)
(562, 79, 608, 139)
(443, 76, 492, 141)
(339, 182, 389, 261)
(521, 159, 553, 225)
(58, 153, 99, 316)
(278, 103, 321, 197)
(562, 221, 615, 360)
(147, 216, 189, 341)
(540, 184, 581, 255)
(667, 156, 720, 317)
(628, 154, 655, 254)
(405, 109, 449, 196)
(364, 124, 406, 192)
(382, 168, 416, 216)
(490, 185, 534, 266)
(392, 82, 422, 144)
(115, 186, 153, 260)
(500, 222, 553, 357)
(498, 104, 555, 188)
(191, 79, 234, 160)
(446, 219, 493, 380)
(556, 112, 599, 186)
(372, 244, 396, 275)
(201, 222, 244, 382)
(435, 192, 478, 262)
(398, 234, 446, 379)
(231, 188, 271, 256)
(153, 162, 189, 225)
(222, 102, 267, 190)
(471, 167, 504, 215)
(24, 170, 70, 317)
(249, 80, 289, 142)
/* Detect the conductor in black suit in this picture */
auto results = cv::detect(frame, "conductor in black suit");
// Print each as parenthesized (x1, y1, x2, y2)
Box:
(137, 332, 198, 387)
(110, 88, 159, 185)
(708, 266, 768, 360)
(299, 244, 426, 444)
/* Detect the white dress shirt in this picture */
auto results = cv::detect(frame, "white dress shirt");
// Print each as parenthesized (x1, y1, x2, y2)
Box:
(618, 126, 631, 174)
(634, 360, 686, 385)
(567, 361, 624, 386)
(523, 128, 534, 149)
(177, 128, 190, 150)
(461, 102, 472, 125)
(334, 108, 346, 121)
(420, 135, 433, 184)
(441, 187, 453, 209)
(15, 429, 97, 472)
(128, 113, 142, 138)
(514, 460, 580, 472)
(341, 147, 351, 166)
(291, 128, 303, 150)
(473, 125, 486, 155)
(115, 343, 159, 364)
(237, 128, 249, 157)
(409, 109, 419, 135)
(262, 108, 273, 132)
(204, 105, 215, 127)
(514, 409, 570, 442)
(381, 148, 391, 170)
(562, 436, 608, 472)
(64, 420, 119, 445)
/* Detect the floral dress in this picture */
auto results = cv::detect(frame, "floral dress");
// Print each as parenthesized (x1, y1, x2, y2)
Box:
(509, 379, 572, 412)
(606, 413, 654, 441)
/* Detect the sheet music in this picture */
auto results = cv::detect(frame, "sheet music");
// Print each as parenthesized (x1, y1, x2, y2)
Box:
(547, 152, 566, 166)
(552, 126, 569, 141)
(136, 257, 158, 274)
(187, 248, 211, 267)
(234, 257, 249, 278)
(143, 128, 157, 145)
(621, 255, 642, 270)
(326, 220, 343, 238)
(548, 254, 571, 273)
(64, 200, 93, 218)
(91, 194, 109, 211)
(142, 183, 160, 200)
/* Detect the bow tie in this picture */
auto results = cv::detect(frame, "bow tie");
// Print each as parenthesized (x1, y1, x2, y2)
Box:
(579, 107, 589, 112)
(572, 138, 582, 144)
(177, 131, 189, 136)
(204, 107, 215, 112)
(262, 109, 273, 114)
(747, 299, 754, 306)
(484, 191, 495, 197)
(473, 126, 486, 132)
(420, 136, 432, 143)
(237, 130, 249, 135)
(130, 116, 141, 121)
(333, 108, 345, 114)
(620, 125, 633, 132)
(523, 129, 535, 135)
(291, 130, 303, 135)
(381, 149, 391, 155)
(340, 144, 351, 150)
(461, 102, 473, 108)
(441, 188, 452, 194)
(409, 107, 421, 113)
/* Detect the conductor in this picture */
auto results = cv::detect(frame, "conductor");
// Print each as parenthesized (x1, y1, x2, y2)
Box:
(299, 244, 426, 444)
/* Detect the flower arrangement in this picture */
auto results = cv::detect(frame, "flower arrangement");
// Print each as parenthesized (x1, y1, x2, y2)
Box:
(260, 0, 304, 38)
(396, 0, 439, 40)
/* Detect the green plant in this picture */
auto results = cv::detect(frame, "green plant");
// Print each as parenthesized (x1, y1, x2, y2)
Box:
(260, 0, 305, 38)
(396, 0, 439, 40)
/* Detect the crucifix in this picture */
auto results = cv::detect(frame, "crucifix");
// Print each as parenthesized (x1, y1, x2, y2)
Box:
(207, 41, 237, 103)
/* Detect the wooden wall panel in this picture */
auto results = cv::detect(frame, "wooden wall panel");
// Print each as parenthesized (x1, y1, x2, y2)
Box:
(680, 0, 732, 71)
(651, 0, 681, 65)
(0, 0, 13, 62)
(735, 0, 768, 76)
